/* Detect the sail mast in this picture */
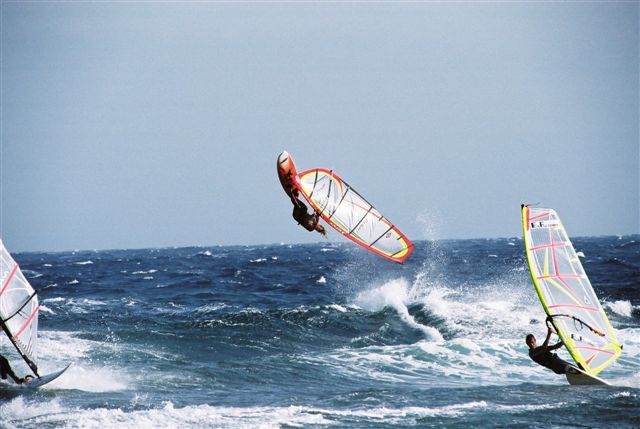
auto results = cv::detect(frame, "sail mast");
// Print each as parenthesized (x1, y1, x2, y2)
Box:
(0, 320, 39, 376)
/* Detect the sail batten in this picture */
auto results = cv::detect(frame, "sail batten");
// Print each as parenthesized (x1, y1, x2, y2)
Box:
(0, 239, 39, 375)
(295, 168, 413, 263)
(521, 206, 621, 375)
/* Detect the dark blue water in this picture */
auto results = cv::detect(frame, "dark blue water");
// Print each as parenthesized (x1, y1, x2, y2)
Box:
(1, 236, 639, 428)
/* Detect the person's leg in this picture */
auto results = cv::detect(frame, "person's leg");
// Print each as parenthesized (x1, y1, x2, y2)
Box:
(565, 364, 580, 375)
(0, 355, 22, 383)
(0, 355, 10, 380)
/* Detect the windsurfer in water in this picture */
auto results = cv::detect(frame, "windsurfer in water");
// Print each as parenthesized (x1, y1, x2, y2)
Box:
(0, 353, 27, 384)
(525, 327, 578, 375)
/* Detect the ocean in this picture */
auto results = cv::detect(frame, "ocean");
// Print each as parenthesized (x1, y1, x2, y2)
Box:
(0, 236, 638, 428)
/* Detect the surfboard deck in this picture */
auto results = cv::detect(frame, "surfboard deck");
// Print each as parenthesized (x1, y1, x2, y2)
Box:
(0, 362, 72, 390)
(565, 365, 609, 386)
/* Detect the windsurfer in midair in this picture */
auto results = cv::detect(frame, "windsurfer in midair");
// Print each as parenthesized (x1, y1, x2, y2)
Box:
(525, 326, 577, 375)
(283, 170, 326, 237)
(290, 189, 327, 237)
(0, 353, 27, 384)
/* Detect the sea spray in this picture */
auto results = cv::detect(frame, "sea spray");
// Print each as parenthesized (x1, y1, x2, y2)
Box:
(354, 278, 444, 341)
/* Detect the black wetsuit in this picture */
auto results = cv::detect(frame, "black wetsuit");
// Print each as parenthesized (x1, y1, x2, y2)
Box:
(529, 346, 571, 374)
(0, 354, 21, 382)
(292, 200, 318, 232)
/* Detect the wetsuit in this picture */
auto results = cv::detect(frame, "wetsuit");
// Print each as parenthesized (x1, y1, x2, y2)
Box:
(292, 200, 319, 232)
(529, 346, 572, 374)
(0, 354, 21, 383)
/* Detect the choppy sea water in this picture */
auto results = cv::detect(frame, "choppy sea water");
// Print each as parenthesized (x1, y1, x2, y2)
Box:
(0, 236, 638, 428)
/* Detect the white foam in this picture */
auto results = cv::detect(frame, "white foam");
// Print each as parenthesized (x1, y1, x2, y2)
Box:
(38, 330, 112, 361)
(194, 303, 227, 313)
(606, 300, 633, 318)
(417, 279, 537, 340)
(39, 305, 55, 315)
(354, 278, 443, 341)
(2, 399, 565, 429)
(74, 261, 94, 265)
(317, 276, 327, 284)
(60, 298, 108, 314)
(132, 270, 158, 275)
(48, 364, 128, 392)
(0, 397, 66, 425)
(329, 304, 347, 313)
(0, 402, 333, 429)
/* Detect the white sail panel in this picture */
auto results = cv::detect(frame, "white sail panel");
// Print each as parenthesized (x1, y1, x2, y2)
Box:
(0, 239, 39, 367)
(521, 206, 621, 375)
(296, 169, 413, 263)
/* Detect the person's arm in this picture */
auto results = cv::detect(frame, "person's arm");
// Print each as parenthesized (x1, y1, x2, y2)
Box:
(310, 212, 320, 228)
(549, 340, 564, 351)
(541, 327, 553, 349)
(6, 366, 22, 384)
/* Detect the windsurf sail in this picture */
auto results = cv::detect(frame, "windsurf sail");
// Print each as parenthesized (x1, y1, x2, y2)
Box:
(295, 168, 414, 263)
(521, 205, 621, 375)
(0, 239, 39, 376)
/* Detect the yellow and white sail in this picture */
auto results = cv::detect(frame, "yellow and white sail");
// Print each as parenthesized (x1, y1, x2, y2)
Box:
(521, 205, 621, 375)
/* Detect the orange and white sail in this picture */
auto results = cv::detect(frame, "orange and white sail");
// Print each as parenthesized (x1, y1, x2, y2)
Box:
(295, 169, 413, 263)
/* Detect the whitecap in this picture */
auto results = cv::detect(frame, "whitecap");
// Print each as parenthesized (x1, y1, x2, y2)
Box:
(605, 300, 633, 318)
(39, 305, 56, 315)
(74, 261, 94, 265)
(329, 304, 347, 313)
(132, 269, 158, 275)
(49, 364, 128, 393)
(354, 278, 443, 341)
(317, 276, 327, 284)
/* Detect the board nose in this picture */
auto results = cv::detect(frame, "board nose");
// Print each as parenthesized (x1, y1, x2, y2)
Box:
(277, 150, 290, 165)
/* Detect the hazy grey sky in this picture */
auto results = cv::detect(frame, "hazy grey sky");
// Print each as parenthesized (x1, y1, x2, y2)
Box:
(1, 1, 638, 252)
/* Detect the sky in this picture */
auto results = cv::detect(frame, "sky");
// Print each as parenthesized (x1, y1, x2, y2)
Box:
(0, 1, 638, 252)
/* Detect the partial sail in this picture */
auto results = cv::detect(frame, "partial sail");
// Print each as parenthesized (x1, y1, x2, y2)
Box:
(521, 205, 621, 375)
(0, 239, 39, 375)
(295, 169, 413, 263)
